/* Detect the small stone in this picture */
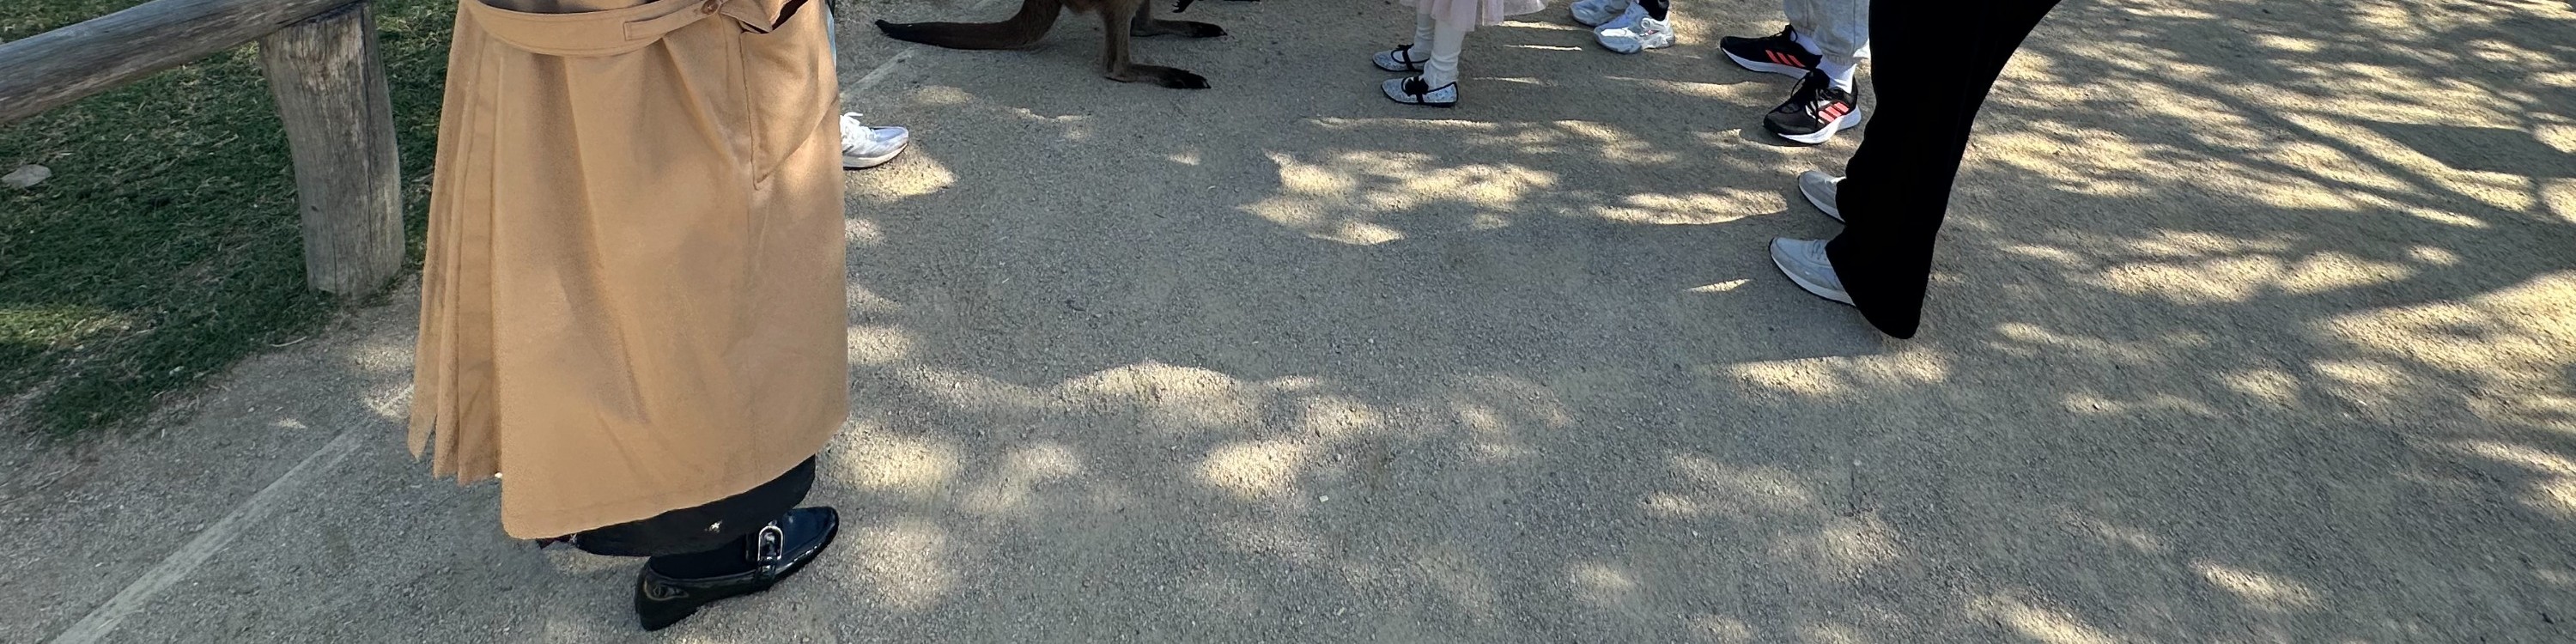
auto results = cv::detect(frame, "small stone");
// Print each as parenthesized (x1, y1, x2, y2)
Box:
(3, 164, 48, 189)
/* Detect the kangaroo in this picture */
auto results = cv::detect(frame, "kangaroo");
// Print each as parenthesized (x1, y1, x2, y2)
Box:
(874, 0, 1226, 88)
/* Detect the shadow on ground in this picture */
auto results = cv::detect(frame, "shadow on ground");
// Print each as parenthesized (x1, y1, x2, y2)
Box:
(3, 0, 2573, 642)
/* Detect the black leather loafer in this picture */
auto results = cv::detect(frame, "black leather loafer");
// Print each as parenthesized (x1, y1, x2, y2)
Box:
(634, 507, 841, 631)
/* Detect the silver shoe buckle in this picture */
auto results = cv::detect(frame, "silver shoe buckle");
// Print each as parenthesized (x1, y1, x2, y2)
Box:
(753, 524, 786, 563)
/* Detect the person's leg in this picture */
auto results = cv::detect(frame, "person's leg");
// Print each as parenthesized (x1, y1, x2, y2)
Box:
(544, 457, 841, 631)
(1422, 18, 1465, 87)
(829, 2, 913, 169)
(1782, 0, 1826, 54)
(1791, 0, 1868, 89)
(632, 506, 841, 630)
(1817, 0, 2060, 337)
(1384, 15, 1467, 106)
(1376, 13, 1438, 70)
(559, 458, 817, 556)
(1753, 0, 1867, 143)
(1951, 0, 2057, 117)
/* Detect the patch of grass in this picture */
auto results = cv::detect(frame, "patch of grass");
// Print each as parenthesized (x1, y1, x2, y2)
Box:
(0, 0, 451, 434)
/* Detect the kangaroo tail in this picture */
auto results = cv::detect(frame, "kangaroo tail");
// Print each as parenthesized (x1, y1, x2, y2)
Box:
(874, 0, 1065, 50)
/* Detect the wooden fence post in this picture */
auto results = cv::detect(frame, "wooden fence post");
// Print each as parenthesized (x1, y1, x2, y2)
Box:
(258, 1, 401, 296)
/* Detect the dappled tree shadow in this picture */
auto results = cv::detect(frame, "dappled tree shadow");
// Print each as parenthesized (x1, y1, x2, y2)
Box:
(778, 0, 2576, 641)
(4, 0, 2572, 641)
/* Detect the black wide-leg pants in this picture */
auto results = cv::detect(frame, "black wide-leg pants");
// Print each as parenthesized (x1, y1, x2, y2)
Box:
(566, 457, 817, 557)
(1827, 0, 2062, 338)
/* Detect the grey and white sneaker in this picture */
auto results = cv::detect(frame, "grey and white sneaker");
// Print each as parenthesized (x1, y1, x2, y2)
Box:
(1798, 170, 1842, 222)
(1383, 76, 1459, 107)
(1570, 0, 1631, 27)
(1592, 2, 1646, 35)
(841, 112, 909, 169)
(1771, 238, 1853, 305)
(1595, 15, 1674, 53)
(1374, 45, 1427, 72)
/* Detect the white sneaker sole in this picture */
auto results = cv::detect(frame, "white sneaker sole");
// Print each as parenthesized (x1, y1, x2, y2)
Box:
(844, 147, 904, 170)
(1771, 246, 1856, 306)
(1774, 109, 1862, 145)
(1600, 35, 1674, 54)
(1800, 179, 1843, 222)
(1723, 50, 1811, 80)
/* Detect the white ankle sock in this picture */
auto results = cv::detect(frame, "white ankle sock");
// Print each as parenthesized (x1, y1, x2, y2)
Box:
(1789, 27, 1825, 56)
(1819, 58, 1857, 90)
(1421, 18, 1467, 87)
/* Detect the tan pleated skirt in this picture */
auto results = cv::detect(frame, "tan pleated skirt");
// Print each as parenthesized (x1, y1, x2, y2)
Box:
(411, 0, 849, 539)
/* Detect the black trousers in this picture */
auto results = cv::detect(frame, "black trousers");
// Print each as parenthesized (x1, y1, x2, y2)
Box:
(1826, 0, 2061, 338)
(566, 457, 817, 557)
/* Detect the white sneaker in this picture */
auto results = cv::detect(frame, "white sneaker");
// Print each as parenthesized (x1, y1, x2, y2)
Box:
(1595, 15, 1674, 53)
(1770, 238, 1853, 305)
(1592, 3, 1646, 33)
(841, 112, 909, 169)
(1570, 0, 1631, 27)
(1798, 170, 1842, 222)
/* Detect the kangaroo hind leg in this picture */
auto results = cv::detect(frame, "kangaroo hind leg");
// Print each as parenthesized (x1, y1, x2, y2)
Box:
(1130, 2, 1224, 38)
(1100, 0, 1210, 88)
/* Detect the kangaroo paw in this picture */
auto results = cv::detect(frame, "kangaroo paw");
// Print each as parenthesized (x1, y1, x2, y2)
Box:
(1135, 19, 1224, 38)
(1162, 70, 1211, 89)
(1109, 64, 1211, 89)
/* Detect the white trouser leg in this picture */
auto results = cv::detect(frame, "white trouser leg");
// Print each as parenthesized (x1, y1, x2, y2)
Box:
(1783, 0, 1870, 69)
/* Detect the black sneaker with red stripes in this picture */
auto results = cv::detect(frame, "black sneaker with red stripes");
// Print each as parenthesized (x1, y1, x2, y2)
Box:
(1719, 26, 1820, 79)
(1763, 70, 1862, 145)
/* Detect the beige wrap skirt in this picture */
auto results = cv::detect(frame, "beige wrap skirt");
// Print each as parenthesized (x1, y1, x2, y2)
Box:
(412, 0, 849, 538)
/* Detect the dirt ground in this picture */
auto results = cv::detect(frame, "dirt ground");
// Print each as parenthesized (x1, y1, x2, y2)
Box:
(4, 0, 2573, 641)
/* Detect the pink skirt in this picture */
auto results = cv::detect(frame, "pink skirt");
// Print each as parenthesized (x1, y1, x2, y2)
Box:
(1404, 0, 1546, 27)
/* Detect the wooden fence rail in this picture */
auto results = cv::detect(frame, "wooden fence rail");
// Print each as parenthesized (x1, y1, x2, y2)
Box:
(0, 0, 404, 295)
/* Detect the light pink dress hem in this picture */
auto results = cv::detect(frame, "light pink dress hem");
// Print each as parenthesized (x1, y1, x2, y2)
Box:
(1402, 0, 1547, 28)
